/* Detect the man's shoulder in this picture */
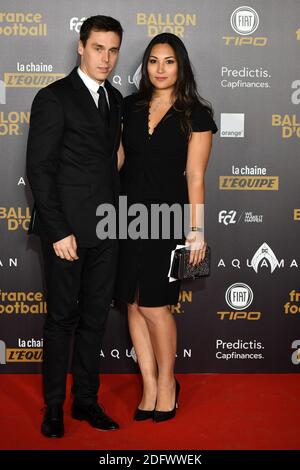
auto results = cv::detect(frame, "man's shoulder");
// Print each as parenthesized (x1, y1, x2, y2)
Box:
(29, 69, 77, 111)
(47, 70, 73, 94)
(33, 71, 72, 100)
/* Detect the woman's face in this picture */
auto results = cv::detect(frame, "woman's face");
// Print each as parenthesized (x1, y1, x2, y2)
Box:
(147, 43, 178, 92)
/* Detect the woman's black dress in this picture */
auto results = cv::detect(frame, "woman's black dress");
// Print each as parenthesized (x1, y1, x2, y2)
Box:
(115, 93, 218, 307)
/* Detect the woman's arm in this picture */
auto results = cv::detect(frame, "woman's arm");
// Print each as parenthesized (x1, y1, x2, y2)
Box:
(185, 130, 213, 265)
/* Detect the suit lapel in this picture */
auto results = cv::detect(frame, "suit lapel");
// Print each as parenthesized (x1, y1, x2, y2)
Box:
(69, 68, 121, 156)
(106, 81, 121, 156)
(69, 68, 101, 123)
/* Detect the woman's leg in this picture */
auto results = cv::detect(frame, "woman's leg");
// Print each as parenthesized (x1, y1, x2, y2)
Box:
(128, 302, 157, 410)
(139, 305, 177, 411)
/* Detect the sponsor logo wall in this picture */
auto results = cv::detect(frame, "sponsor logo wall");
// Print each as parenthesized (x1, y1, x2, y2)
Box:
(0, 0, 299, 373)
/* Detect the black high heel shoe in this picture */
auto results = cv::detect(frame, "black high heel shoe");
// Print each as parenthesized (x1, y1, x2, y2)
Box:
(153, 379, 180, 423)
(133, 407, 155, 421)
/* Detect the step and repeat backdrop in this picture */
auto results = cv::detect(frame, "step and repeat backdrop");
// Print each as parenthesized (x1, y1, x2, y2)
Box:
(0, 0, 299, 373)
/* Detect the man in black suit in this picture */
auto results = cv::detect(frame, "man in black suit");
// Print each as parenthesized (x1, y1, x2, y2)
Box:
(26, 16, 123, 438)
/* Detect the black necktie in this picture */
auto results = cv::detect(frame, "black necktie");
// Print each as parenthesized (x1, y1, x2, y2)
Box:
(97, 85, 109, 125)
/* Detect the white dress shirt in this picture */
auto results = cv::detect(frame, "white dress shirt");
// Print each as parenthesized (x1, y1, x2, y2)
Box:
(77, 66, 109, 108)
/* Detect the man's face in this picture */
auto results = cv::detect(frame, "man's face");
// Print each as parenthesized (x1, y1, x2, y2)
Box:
(78, 30, 121, 83)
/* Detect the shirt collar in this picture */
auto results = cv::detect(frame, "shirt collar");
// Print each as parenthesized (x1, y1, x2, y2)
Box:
(77, 67, 105, 93)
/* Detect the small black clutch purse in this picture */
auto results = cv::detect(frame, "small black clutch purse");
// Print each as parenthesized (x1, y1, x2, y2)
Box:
(170, 246, 210, 280)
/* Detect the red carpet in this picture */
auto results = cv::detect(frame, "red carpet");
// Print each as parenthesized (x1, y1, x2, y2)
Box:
(0, 374, 299, 450)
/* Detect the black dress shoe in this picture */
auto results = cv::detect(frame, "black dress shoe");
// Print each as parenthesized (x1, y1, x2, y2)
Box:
(133, 407, 155, 421)
(153, 379, 180, 423)
(41, 404, 64, 438)
(71, 402, 119, 430)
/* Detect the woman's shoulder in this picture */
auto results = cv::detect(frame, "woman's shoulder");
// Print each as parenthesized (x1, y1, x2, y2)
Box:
(124, 93, 145, 115)
(191, 100, 212, 115)
(124, 92, 142, 105)
(190, 100, 218, 134)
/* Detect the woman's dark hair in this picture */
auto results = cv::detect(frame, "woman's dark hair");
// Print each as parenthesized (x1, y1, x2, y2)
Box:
(80, 15, 123, 46)
(138, 32, 213, 134)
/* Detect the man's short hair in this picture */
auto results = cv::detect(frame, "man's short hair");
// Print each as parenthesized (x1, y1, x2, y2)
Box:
(80, 15, 123, 46)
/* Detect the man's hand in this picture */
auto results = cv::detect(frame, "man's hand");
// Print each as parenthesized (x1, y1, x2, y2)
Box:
(53, 234, 79, 261)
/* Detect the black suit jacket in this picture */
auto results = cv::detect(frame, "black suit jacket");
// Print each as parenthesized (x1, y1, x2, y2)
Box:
(26, 67, 122, 247)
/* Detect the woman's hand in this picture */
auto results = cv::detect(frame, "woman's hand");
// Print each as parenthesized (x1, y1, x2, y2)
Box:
(117, 140, 125, 171)
(185, 231, 207, 266)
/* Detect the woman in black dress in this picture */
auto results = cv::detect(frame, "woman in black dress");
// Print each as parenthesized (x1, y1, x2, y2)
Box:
(115, 33, 217, 422)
